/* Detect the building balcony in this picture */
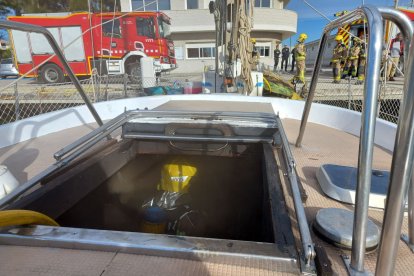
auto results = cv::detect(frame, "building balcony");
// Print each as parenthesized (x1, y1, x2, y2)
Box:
(253, 8, 297, 39)
(165, 8, 297, 38)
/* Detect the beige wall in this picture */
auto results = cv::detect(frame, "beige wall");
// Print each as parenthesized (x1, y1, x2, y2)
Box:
(165, 8, 296, 38)
(120, 0, 296, 74)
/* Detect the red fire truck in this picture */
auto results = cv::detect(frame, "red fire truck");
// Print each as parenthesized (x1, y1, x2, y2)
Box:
(8, 12, 176, 83)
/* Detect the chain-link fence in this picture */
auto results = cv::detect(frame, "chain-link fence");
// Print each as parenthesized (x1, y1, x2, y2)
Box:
(255, 53, 404, 125)
(0, 72, 203, 125)
(0, 63, 405, 126)
(306, 52, 404, 124)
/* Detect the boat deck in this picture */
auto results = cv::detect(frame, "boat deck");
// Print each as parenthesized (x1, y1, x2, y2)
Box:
(0, 101, 412, 275)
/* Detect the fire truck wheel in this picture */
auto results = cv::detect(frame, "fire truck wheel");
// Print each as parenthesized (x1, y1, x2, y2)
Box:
(40, 63, 64, 84)
(127, 62, 141, 84)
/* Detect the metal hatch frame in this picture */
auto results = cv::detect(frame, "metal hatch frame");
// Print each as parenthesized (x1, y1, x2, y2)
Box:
(0, 110, 306, 274)
(295, 5, 414, 275)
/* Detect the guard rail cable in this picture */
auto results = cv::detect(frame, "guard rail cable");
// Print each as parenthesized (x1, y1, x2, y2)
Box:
(295, 5, 414, 276)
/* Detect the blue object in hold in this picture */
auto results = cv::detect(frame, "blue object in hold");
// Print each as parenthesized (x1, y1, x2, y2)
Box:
(143, 206, 167, 223)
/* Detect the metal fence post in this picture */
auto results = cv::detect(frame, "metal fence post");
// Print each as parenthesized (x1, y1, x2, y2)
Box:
(14, 82, 19, 121)
(123, 73, 128, 98)
(104, 75, 109, 101)
(96, 74, 101, 102)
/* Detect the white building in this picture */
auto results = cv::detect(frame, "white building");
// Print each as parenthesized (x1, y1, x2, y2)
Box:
(305, 35, 336, 68)
(120, 0, 297, 73)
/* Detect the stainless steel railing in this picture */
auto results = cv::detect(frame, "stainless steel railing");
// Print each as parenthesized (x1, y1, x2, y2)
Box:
(375, 7, 414, 276)
(276, 116, 315, 267)
(295, 5, 414, 275)
(0, 20, 103, 127)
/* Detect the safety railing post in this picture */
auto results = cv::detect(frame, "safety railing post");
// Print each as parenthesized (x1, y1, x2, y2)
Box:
(295, 6, 414, 275)
(375, 7, 414, 275)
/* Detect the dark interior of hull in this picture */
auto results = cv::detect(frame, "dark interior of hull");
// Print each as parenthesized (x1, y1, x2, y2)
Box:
(9, 140, 293, 245)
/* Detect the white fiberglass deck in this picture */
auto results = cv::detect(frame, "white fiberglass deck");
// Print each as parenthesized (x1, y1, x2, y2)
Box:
(0, 98, 411, 275)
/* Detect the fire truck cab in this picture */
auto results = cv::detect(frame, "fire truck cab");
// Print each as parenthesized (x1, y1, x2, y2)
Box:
(8, 12, 176, 83)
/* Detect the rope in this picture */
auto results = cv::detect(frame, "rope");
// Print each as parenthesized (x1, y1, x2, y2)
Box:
(1, 0, 158, 92)
(238, 0, 254, 94)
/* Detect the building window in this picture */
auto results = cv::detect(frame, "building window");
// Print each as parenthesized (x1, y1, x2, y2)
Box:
(254, 0, 271, 8)
(186, 43, 216, 59)
(256, 42, 271, 57)
(132, 0, 171, 11)
(175, 47, 184, 60)
(187, 0, 198, 9)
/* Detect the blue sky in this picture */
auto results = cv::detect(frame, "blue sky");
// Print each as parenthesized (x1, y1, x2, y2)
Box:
(283, 0, 411, 45)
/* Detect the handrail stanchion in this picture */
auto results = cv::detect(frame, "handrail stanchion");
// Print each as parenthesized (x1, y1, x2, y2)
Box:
(0, 20, 104, 126)
(295, 32, 328, 147)
(350, 7, 383, 273)
(375, 8, 414, 275)
(295, 5, 388, 274)
(375, 7, 414, 257)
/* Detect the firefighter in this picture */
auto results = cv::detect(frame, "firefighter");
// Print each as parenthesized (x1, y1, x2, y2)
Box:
(342, 37, 361, 79)
(356, 34, 367, 85)
(331, 35, 347, 83)
(293, 33, 307, 84)
(274, 43, 281, 71)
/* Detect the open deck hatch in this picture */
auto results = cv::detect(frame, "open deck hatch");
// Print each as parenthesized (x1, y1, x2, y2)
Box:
(1, 111, 303, 274)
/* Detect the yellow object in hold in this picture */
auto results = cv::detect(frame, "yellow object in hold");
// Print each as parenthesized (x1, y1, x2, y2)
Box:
(158, 162, 197, 193)
(0, 210, 59, 227)
(251, 38, 256, 44)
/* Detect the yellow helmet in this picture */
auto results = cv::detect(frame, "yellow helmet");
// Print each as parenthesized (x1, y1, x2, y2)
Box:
(251, 38, 256, 43)
(298, 33, 308, 42)
(158, 162, 197, 193)
(335, 34, 343, 41)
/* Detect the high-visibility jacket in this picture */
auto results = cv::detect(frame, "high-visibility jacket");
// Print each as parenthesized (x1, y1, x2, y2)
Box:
(331, 43, 347, 62)
(294, 42, 306, 61)
(349, 44, 361, 60)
